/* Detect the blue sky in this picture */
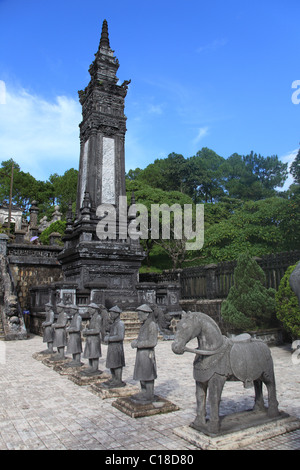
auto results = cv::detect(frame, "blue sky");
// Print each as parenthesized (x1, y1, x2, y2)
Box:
(0, 0, 299, 190)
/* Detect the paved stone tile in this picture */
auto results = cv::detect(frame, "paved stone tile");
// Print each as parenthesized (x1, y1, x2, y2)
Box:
(0, 335, 299, 450)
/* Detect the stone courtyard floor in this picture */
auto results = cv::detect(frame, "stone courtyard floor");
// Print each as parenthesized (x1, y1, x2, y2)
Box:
(0, 334, 299, 452)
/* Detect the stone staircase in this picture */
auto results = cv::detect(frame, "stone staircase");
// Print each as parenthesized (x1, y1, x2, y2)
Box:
(121, 310, 164, 342)
(121, 311, 142, 342)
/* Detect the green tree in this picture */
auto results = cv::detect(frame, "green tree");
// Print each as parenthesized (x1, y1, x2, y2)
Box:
(244, 151, 288, 190)
(221, 252, 276, 331)
(275, 264, 300, 339)
(126, 179, 194, 269)
(223, 152, 288, 200)
(198, 197, 290, 263)
(0, 159, 40, 213)
(49, 168, 78, 215)
(131, 153, 189, 194)
(290, 149, 300, 184)
(186, 148, 226, 203)
(39, 220, 66, 245)
(0, 159, 58, 220)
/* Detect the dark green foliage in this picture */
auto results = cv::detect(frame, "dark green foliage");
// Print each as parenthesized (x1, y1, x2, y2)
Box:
(275, 264, 300, 339)
(221, 252, 276, 331)
(39, 220, 66, 245)
(290, 149, 300, 184)
(127, 148, 288, 203)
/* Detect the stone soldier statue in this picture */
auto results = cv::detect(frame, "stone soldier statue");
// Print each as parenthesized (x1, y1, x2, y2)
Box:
(81, 303, 102, 376)
(41, 303, 55, 354)
(131, 304, 159, 404)
(52, 303, 68, 360)
(65, 305, 82, 367)
(103, 305, 126, 388)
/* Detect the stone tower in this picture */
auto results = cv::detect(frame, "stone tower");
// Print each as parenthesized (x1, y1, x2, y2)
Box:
(76, 19, 129, 217)
(57, 20, 145, 309)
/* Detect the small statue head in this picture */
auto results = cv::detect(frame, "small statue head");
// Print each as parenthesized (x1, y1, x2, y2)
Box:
(88, 303, 100, 316)
(109, 305, 122, 322)
(136, 304, 153, 323)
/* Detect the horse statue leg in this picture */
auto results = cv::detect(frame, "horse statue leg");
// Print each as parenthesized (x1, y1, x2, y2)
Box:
(207, 373, 227, 434)
(192, 381, 208, 429)
(262, 368, 279, 417)
(253, 379, 265, 412)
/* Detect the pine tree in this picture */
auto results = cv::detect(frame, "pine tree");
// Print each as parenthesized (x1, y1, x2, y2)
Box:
(290, 149, 300, 184)
(221, 252, 276, 331)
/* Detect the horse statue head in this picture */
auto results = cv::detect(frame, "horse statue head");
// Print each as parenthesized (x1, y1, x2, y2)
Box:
(172, 311, 224, 356)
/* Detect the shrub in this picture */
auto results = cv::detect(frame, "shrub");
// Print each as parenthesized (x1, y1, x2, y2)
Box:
(39, 220, 66, 245)
(221, 252, 276, 331)
(275, 263, 300, 339)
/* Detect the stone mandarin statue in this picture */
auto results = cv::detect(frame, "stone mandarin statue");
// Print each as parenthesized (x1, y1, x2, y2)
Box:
(131, 304, 159, 404)
(103, 305, 126, 388)
(81, 303, 103, 376)
(65, 305, 83, 367)
(52, 303, 68, 360)
(41, 302, 55, 354)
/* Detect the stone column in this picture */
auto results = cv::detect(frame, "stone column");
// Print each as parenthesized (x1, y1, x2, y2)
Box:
(29, 201, 39, 237)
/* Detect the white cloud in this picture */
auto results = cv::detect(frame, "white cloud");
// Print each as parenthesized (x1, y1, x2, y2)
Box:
(148, 104, 164, 115)
(193, 126, 209, 145)
(278, 148, 298, 191)
(0, 85, 81, 180)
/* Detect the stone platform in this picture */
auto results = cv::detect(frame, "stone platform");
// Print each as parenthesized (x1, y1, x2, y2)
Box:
(53, 362, 84, 375)
(68, 370, 111, 386)
(174, 410, 300, 450)
(41, 356, 72, 368)
(90, 382, 139, 400)
(32, 351, 54, 361)
(112, 395, 180, 418)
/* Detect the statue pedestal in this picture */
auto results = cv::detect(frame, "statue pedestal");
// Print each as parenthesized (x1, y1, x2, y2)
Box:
(32, 351, 54, 361)
(68, 370, 111, 386)
(112, 395, 179, 418)
(90, 382, 139, 400)
(173, 410, 300, 450)
(42, 356, 71, 368)
(53, 362, 84, 375)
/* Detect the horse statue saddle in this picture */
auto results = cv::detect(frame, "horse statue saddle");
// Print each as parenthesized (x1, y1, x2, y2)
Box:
(229, 334, 272, 388)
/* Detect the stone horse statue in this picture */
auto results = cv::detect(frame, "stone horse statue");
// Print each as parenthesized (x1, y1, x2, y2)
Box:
(172, 311, 279, 434)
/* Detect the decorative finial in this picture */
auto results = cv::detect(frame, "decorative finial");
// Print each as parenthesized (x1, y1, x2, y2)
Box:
(100, 19, 110, 49)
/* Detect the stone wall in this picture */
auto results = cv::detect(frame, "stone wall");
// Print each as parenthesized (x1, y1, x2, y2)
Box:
(7, 244, 63, 312)
(179, 299, 224, 330)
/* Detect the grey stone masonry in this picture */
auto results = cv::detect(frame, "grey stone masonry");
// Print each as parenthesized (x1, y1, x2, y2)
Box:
(76, 18, 129, 218)
(57, 20, 144, 308)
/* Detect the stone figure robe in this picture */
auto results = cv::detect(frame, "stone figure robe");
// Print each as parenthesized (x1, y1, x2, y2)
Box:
(42, 309, 54, 344)
(133, 317, 158, 381)
(106, 318, 125, 369)
(53, 311, 68, 348)
(66, 313, 82, 355)
(83, 312, 102, 359)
